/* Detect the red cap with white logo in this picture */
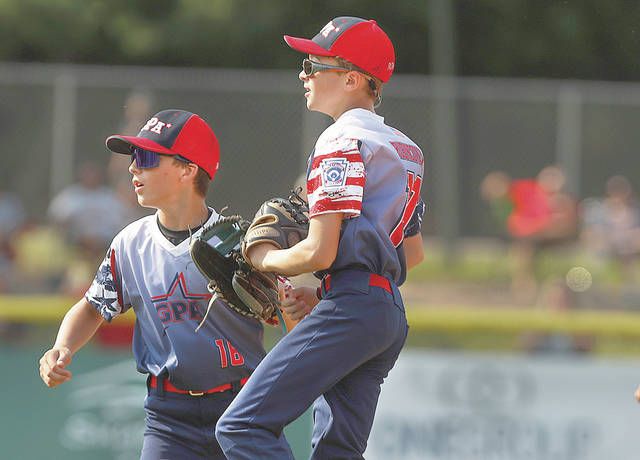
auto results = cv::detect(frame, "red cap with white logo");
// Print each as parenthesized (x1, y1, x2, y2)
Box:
(106, 109, 220, 179)
(284, 16, 395, 82)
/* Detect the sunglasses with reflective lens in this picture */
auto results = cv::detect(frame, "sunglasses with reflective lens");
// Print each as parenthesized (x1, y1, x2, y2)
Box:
(301, 58, 354, 77)
(130, 147, 191, 169)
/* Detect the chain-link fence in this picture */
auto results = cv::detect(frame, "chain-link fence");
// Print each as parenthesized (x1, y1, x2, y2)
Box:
(2, 62, 640, 237)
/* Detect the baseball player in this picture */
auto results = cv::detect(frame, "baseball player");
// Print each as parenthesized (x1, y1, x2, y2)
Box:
(216, 17, 426, 459)
(38, 109, 267, 459)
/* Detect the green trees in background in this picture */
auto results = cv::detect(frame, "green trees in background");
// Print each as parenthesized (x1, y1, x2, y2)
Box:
(457, 0, 640, 80)
(0, 0, 637, 80)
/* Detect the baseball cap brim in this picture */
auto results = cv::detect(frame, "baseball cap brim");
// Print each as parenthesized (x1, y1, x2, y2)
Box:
(283, 35, 334, 56)
(105, 135, 177, 156)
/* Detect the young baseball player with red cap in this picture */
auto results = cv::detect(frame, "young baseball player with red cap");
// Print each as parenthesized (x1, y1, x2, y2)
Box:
(38, 109, 268, 459)
(216, 17, 426, 459)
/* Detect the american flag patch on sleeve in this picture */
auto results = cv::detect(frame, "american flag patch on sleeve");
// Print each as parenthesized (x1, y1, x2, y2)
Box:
(307, 138, 365, 217)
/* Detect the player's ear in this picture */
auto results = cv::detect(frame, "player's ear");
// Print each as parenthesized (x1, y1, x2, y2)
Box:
(179, 162, 199, 183)
(344, 71, 365, 93)
(343, 71, 357, 90)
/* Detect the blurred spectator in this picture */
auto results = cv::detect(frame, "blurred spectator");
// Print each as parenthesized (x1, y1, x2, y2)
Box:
(0, 190, 27, 341)
(481, 165, 578, 305)
(48, 161, 132, 254)
(12, 225, 73, 292)
(580, 175, 640, 279)
(47, 161, 134, 299)
(480, 170, 513, 235)
(505, 168, 593, 353)
(0, 189, 26, 292)
(536, 165, 579, 242)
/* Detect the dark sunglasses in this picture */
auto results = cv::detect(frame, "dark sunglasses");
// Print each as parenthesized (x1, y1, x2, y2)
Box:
(301, 58, 354, 77)
(130, 147, 191, 169)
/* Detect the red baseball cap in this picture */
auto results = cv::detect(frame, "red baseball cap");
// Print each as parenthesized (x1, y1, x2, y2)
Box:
(106, 109, 220, 179)
(284, 16, 395, 82)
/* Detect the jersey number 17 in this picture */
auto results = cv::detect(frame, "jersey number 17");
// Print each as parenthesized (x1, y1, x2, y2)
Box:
(390, 171, 423, 247)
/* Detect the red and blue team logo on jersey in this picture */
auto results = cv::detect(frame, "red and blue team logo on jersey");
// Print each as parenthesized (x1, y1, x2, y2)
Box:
(320, 158, 348, 188)
(151, 272, 211, 324)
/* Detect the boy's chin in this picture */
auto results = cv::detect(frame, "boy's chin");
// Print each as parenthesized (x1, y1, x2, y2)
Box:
(136, 197, 156, 209)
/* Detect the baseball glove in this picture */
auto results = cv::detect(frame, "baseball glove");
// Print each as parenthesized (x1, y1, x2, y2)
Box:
(189, 215, 280, 330)
(241, 189, 310, 265)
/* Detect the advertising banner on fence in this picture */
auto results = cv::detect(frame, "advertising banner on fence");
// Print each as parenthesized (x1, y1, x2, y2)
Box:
(366, 350, 640, 460)
(1, 347, 311, 460)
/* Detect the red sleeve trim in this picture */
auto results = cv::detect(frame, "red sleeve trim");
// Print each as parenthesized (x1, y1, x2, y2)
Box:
(310, 199, 363, 216)
(109, 248, 124, 307)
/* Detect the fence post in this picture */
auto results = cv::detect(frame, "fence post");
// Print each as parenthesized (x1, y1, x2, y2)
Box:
(50, 71, 77, 198)
(556, 85, 583, 197)
(429, 0, 460, 262)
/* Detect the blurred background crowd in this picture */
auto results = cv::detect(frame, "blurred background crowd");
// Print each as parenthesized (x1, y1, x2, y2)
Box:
(3, 154, 640, 302)
(480, 166, 640, 307)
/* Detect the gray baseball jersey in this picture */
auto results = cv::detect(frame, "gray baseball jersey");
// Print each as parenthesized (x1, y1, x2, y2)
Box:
(85, 209, 266, 390)
(306, 108, 425, 285)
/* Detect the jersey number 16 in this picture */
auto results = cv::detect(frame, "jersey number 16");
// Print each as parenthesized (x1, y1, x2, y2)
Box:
(214, 339, 245, 368)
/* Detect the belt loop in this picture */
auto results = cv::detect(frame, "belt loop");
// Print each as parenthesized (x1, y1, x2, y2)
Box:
(156, 374, 166, 397)
(231, 380, 242, 394)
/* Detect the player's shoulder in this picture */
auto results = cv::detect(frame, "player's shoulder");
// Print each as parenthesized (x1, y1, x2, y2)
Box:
(315, 109, 423, 163)
(313, 131, 355, 160)
(111, 213, 156, 246)
(329, 109, 415, 144)
(314, 110, 370, 155)
(331, 108, 380, 137)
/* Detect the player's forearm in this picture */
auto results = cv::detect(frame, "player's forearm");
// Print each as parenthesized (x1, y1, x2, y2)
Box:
(262, 238, 334, 276)
(253, 213, 342, 276)
(404, 234, 425, 270)
(53, 298, 105, 354)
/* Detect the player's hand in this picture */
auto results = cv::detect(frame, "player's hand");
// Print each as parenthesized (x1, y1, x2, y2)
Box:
(635, 385, 640, 403)
(39, 346, 73, 387)
(281, 286, 319, 321)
